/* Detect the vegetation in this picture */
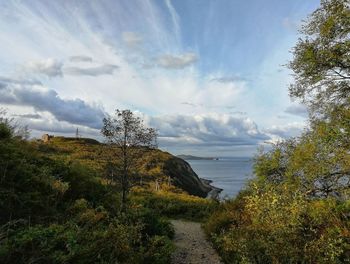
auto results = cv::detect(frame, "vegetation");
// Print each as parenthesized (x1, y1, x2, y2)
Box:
(0, 110, 214, 263)
(131, 188, 217, 221)
(205, 1, 350, 263)
(101, 109, 157, 211)
(0, 120, 167, 263)
(2, 1, 350, 263)
(289, 0, 350, 117)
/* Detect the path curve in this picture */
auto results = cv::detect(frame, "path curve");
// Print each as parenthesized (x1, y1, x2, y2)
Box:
(170, 220, 223, 264)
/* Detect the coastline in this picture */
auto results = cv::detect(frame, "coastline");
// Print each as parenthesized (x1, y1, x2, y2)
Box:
(200, 178, 223, 199)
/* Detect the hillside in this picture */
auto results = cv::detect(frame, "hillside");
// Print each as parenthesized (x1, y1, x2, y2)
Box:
(0, 127, 218, 264)
(38, 136, 213, 197)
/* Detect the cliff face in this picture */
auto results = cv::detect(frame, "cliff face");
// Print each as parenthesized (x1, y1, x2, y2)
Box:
(163, 157, 211, 197)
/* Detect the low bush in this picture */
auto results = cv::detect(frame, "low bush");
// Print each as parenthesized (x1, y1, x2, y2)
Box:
(131, 189, 218, 221)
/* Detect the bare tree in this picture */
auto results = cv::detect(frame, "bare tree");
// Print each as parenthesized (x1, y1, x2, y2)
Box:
(101, 109, 157, 211)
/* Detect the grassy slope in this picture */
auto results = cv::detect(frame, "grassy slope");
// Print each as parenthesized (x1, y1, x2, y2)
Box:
(37, 136, 212, 197)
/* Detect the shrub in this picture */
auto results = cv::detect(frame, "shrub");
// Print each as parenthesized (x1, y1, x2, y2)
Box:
(205, 184, 350, 263)
(132, 190, 218, 221)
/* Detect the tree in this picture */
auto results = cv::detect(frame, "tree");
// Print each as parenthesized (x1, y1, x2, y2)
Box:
(289, 0, 350, 117)
(101, 109, 157, 211)
(0, 108, 29, 140)
(285, 0, 350, 198)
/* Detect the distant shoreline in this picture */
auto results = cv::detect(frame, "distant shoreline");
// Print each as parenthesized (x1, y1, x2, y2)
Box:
(177, 154, 219, 161)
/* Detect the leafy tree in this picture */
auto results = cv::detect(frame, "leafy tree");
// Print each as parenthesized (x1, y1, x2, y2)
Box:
(289, 0, 350, 117)
(101, 109, 157, 211)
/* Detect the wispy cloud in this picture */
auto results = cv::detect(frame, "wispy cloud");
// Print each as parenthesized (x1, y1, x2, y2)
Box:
(69, 55, 93, 62)
(157, 52, 198, 69)
(211, 76, 247, 83)
(164, 0, 181, 43)
(181, 102, 197, 107)
(26, 58, 63, 78)
(122, 31, 143, 48)
(14, 113, 42, 119)
(64, 64, 119, 76)
(0, 76, 42, 86)
(0, 0, 315, 155)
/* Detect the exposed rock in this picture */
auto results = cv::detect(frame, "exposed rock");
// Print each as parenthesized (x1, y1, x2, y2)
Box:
(163, 157, 212, 197)
(41, 134, 54, 143)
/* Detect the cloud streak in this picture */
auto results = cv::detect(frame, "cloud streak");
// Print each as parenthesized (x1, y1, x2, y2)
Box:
(211, 76, 247, 83)
(122, 31, 143, 48)
(69, 55, 93, 62)
(0, 76, 42, 86)
(64, 64, 119, 76)
(157, 53, 198, 69)
(165, 0, 181, 43)
(14, 113, 42, 119)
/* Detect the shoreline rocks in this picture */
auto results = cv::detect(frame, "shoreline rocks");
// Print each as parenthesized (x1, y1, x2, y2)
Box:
(200, 178, 223, 199)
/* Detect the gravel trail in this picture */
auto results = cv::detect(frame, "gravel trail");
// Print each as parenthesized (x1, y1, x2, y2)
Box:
(170, 220, 223, 264)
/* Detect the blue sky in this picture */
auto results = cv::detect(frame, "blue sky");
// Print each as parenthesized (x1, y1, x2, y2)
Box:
(0, 0, 320, 156)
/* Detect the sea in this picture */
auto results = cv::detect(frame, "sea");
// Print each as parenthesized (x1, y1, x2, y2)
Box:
(187, 157, 254, 198)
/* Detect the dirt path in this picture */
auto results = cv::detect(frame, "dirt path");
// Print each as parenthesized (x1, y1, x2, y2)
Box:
(170, 220, 223, 264)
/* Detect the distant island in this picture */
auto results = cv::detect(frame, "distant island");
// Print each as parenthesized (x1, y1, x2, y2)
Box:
(177, 154, 219, 160)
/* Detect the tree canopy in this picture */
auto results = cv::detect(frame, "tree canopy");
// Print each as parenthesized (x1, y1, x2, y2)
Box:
(289, 0, 350, 117)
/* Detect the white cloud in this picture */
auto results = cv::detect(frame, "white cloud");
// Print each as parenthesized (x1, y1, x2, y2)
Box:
(122, 31, 143, 48)
(264, 122, 306, 143)
(0, 83, 105, 129)
(157, 52, 198, 69)
(146, 113, 269, 148)
(64, 64, 119, 76)
(285, 104, 308, 117)
(165, 0, 181, 43)
(0, 0, 309, 156)
(14, 113, 42, 119)
(26, 58, 63, 77)
(0, 76, 42, 86)
(69, 55, 93, 62)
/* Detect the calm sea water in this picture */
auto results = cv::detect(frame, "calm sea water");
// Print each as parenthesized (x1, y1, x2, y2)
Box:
(187, 157, 254, 198)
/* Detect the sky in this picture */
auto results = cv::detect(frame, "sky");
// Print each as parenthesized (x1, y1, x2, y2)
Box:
(0, 0, 320, 156)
